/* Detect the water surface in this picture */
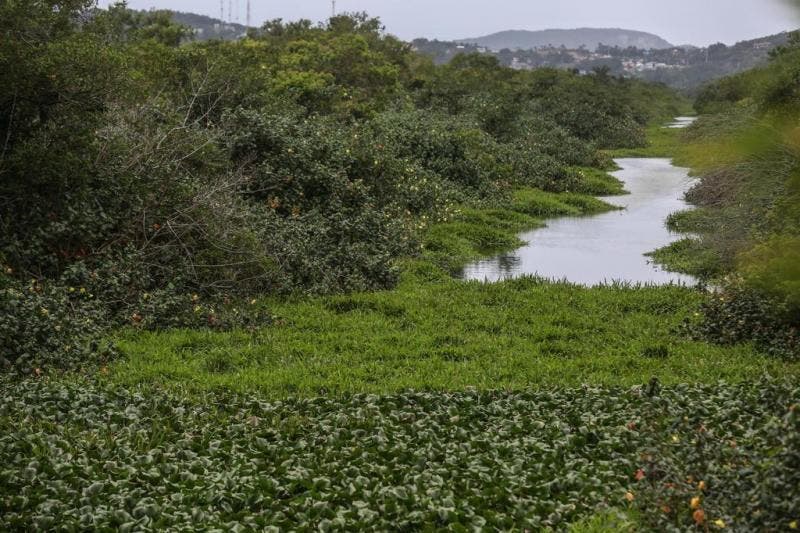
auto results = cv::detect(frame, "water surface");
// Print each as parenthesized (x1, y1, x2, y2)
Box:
(460, 158, 698, 286)
(666, 116, 697, 129)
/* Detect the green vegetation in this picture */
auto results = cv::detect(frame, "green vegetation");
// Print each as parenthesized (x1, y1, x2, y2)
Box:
(113, 280, 788, 396)
(645, 239, 725, 280)
(2, 1, 799, 530)
(0, 1, 685, 373)
(2, 378, 797, 531)
(648, 32, 800, 358)
(605, 122, 690, 158)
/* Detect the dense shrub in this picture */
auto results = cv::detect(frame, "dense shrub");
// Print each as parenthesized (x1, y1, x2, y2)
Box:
(685, 281, 799, 360)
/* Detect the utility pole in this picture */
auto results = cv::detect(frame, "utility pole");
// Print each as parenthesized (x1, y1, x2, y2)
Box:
(228, 0, 232, 22)
(246, 0, 251, 27)
(220, 0, 224, 23)
(332, 0, 336, 17)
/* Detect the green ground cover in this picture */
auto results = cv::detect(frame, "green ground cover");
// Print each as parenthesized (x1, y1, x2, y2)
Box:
(604, 123, 690, 159)
(2, 378, 797, 531)
(112, 279, 791, 396)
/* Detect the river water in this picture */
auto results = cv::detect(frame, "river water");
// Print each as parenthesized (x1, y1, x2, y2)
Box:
(460, 134, 699, 285)
(666, 116, 697, 129)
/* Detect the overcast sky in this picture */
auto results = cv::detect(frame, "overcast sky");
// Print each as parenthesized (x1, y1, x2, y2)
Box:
(99, 0, 798, 46)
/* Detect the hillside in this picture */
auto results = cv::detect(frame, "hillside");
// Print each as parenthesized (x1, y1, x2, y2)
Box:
(414, 31, 792, 91)
(459, 28, 673, 51)
(637, 32, 791, 90)
(170, 11, 248, 40)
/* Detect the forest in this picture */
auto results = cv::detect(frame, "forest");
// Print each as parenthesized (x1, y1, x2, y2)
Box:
(0, 1, 798, 530)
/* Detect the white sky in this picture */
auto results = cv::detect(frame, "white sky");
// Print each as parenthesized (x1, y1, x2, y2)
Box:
(99, 0, 799, 46)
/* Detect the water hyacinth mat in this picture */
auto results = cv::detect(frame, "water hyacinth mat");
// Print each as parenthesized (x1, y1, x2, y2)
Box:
(1, 378, 798, 531)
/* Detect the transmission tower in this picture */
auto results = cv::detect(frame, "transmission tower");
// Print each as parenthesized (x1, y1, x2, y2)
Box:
(219, 0, 224, 22)
(332, 0, 337, 17)
(246, 0, 251, 27)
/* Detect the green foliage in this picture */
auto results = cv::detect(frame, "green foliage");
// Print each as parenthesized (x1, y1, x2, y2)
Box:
(739, 235, 800, 312)
(1, 378, 797, 530)
(568, 510, 638, 532)
(605, 122, 689, 158)
(658, 45, 800, 357)
(512, 188, 620, 218)
(646, 238, 725, 280)
(0, 282, 112, 373)
(0, 3, 684, 372)
(111, 275, 789, 396)
(685, 282, 800, 359)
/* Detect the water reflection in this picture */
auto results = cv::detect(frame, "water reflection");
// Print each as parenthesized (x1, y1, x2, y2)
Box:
(460, 157, 698, 286)
(665, 116, 697, 129)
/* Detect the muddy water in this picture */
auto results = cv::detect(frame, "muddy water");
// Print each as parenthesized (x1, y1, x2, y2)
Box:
(460, 157, 698, 286)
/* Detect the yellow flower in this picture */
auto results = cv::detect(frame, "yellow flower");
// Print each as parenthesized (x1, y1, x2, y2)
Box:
(714, 519, 726, 528)
(698, 480, 707, 491)
(790, 521, 798, 530)
(691, 496, 701, 510)
(624, 491, 635, 502)
(671, 434, 680, 443)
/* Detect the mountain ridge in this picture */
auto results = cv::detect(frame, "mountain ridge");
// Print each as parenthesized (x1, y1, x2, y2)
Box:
(459, 28, 674, 51)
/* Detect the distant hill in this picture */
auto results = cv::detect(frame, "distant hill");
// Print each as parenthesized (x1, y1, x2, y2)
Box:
(459, 28, 673, 51)
(637, 32, 791, 91)
(170, 11, 248, 41)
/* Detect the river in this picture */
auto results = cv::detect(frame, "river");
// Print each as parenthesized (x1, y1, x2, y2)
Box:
(460, 124, 698, 285)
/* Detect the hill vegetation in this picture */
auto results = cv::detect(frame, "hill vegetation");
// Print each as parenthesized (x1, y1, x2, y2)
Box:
(414, 32, 790, 91)
(458, 28, 673, 51)
(171, 10, 248, 41)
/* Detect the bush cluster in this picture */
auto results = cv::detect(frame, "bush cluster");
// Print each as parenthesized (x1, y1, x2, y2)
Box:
(684, 282, 799, 360)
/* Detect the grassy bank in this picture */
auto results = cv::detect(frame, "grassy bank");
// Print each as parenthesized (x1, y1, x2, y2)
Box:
(604, 122, 691, 159)
(112, 279, 789, 396)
